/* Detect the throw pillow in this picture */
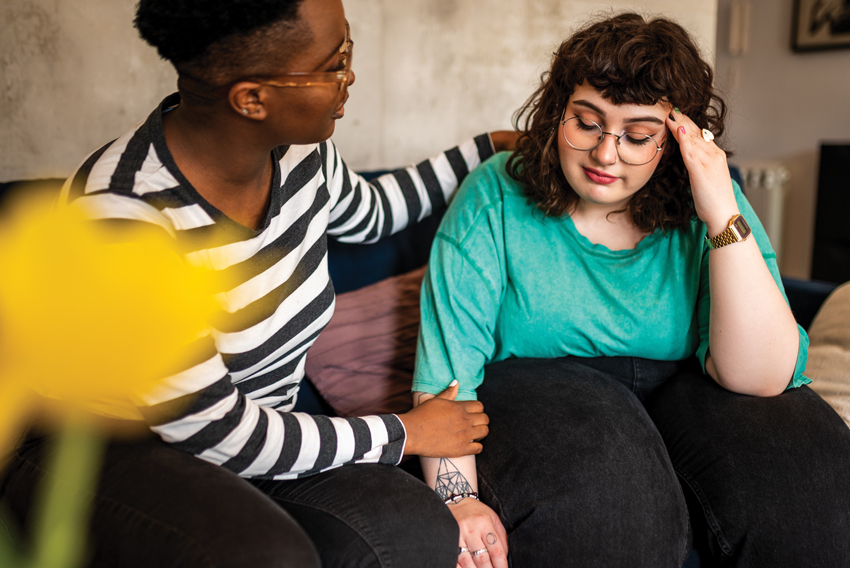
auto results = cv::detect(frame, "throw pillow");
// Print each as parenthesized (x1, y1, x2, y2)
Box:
(806, 282, 850, 428)
(304, 265, 426, 417)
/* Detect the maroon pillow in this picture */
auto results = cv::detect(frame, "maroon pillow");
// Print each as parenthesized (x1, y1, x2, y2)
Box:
(304, 266, 426, 417)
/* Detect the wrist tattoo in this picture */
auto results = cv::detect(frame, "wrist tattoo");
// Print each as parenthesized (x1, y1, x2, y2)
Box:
(434, 458, 474, 501)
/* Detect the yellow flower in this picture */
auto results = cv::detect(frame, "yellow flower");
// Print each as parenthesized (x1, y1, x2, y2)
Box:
(0, 191, 216, 452)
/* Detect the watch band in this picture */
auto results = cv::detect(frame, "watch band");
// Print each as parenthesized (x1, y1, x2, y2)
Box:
(705, 214, 752, 249)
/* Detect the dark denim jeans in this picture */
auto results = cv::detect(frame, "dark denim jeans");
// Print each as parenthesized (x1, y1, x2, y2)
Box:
(475, 356, 850, 568)
(0, 428, 457, 568)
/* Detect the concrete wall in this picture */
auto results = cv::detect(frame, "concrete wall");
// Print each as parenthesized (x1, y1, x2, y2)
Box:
(715, 0, 850, 278)
(0, 0, 176, 181)
(1, 0, 716, 182)
(336, 0, 717, 171)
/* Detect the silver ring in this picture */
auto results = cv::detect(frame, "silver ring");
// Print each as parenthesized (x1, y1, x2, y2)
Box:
(470, 548, 488, 556)
(458, 547, 468, 555)
(702, 128, 715, 143)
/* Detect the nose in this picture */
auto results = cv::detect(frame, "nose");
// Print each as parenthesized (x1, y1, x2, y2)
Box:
(592, 132, 619, 165)
(347, 69, 356, 88)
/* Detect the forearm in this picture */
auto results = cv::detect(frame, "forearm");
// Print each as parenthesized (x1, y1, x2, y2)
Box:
(413, 390, 480, 498)
(421, 455, 479, 499)
(706, 236, 799, 396)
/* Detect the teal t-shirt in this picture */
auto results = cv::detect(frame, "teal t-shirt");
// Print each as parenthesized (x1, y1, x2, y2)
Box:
(412, 152, 810, 400)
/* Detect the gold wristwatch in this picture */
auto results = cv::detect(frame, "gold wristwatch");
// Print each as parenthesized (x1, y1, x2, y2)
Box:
(705, 214, 752, 249)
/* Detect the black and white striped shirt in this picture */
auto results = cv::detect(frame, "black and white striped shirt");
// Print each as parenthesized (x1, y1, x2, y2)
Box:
(61, 93, 494, 479)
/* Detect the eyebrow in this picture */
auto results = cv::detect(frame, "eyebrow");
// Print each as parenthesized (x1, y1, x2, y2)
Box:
(571, 99, 665, 125)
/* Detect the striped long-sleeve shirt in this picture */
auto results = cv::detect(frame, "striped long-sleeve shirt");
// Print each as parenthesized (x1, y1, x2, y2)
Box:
(61, 93, 495, 479)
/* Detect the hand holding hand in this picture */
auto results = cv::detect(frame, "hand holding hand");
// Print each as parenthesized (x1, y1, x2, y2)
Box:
(666, 110, 738, 236)
(399, 381, 489, 457)
(451, 498, 509, 568)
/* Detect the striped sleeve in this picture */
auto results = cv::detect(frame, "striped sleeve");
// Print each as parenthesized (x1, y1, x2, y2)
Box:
(60, 132, 408, 480)
(325, 134, 495, 243)
(139, 371, 406, 479)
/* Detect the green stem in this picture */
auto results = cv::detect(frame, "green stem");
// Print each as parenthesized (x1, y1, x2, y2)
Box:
(30, 420, 104, 568)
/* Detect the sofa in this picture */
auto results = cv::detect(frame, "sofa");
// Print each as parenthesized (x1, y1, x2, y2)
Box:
(3, 168, 848, 568)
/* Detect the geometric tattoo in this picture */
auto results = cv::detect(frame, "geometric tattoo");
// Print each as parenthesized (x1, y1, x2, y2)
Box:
(434, 458, 474, 500)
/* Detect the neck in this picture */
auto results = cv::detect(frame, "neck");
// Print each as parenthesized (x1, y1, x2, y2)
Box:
(570, 199, 648, 250)
(162, 99, 278, 229)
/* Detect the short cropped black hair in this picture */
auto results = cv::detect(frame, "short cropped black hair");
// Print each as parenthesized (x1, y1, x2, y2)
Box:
(134, 0, 308, 86)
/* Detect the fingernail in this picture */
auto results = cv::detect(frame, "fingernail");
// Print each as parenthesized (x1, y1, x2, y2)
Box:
(679, 126, 686, 135)
(449, 379, 458, 387)
(674, 107, 681, 113)
(668, 113, 676, 122)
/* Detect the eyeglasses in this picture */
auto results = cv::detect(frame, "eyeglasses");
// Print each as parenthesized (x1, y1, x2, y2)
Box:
(211, 22, 354, 99)
(560, 116, 664, 166)
(258, 21, 353, 98)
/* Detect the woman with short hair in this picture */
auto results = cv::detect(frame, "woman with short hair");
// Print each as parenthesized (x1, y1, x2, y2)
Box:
(0, 0, 517, 566)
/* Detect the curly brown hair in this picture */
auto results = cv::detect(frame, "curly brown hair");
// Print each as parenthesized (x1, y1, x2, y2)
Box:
(507, 13, 728, 232)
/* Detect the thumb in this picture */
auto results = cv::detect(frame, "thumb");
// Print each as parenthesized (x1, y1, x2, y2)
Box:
(435, 379, 459, 400)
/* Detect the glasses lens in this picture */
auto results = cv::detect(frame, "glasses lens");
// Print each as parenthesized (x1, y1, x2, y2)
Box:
(562, 117, 603, 150)
(338, 39, 353, 98)
(617, 133, 659, 166)
(562, 117, 659, 166)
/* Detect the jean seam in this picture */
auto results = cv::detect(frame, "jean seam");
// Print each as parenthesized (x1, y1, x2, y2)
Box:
(476, 472, 507, 525)
(676, 483, 692, 567)
(632, 357, 640, 395)
(674, 466, 734, 557)
(13, 452, 217, 568)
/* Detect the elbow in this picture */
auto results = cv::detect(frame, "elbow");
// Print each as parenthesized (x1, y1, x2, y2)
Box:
(707, 356, 789, 397)
(712, 368, 788, 397)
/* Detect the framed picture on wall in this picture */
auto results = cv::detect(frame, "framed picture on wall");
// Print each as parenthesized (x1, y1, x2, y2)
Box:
(793, 0, 850, 51)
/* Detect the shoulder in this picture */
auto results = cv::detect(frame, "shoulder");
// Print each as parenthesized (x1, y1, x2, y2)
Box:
(437, 152, 521, 242)
(453, 152, 523, 209)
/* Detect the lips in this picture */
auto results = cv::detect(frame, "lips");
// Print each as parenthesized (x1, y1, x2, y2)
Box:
(582, 167, 619, 185)
(331, 94, 350, 119)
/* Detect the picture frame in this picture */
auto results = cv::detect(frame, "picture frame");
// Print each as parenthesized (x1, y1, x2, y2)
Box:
(792, 0, 850, 51)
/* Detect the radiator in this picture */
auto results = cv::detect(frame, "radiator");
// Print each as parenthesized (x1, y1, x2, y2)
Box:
(735, 162, 789, 265)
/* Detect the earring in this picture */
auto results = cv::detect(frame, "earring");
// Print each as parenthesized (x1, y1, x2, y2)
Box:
(241, 108, 249, 115)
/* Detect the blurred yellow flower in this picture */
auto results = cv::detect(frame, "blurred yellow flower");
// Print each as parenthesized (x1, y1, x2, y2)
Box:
(0, 191, 216, 453)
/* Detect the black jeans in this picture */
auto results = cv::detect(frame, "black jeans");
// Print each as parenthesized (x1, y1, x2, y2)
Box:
(474, 357, 850, 568)
(0, 428, 457, 568)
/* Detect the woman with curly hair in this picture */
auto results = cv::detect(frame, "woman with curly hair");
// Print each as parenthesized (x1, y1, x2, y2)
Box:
(0, 0, 519, 566)
(412, 13, 850, 568)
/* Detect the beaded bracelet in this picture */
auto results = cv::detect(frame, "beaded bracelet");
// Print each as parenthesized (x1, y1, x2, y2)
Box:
(444, 491, 479, 505)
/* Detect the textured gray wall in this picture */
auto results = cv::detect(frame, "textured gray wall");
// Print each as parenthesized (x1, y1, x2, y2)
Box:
(0, 0, 716, 181)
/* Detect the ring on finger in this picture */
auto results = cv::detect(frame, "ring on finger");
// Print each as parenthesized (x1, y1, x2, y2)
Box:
(701, 128, 715, 143)
(470, 548, 488, 556)
(459, 547, 469, 555)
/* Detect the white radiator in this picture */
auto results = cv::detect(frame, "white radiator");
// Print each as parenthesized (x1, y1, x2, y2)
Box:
(735, 161, 789, 264)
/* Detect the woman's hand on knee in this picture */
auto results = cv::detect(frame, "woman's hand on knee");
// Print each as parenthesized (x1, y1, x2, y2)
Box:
(451, 499, 509, 568)
(402, 384, 489, 457)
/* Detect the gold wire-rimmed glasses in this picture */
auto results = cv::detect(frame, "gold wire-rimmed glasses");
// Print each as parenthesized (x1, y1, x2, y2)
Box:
(560, 116, 665, 166)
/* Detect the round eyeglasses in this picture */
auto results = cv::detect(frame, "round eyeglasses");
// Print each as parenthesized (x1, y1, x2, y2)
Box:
(560, 116, 664, 166)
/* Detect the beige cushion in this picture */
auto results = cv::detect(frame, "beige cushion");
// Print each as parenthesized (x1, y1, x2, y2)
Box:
(304, 266, 425, 418)
(806, 282, 850, 428)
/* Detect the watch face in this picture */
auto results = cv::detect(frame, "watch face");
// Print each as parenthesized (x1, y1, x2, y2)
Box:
(732, 215, 752, 239)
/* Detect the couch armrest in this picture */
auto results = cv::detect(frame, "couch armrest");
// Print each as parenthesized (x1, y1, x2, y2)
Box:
(782, 276, 839, 331)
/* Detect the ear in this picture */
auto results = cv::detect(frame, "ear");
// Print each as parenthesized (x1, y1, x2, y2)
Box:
(227, 82, 269, 120)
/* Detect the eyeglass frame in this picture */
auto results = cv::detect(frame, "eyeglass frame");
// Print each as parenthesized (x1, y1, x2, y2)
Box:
(211, 21, 353, 98)
(560, 115, 666, 166)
